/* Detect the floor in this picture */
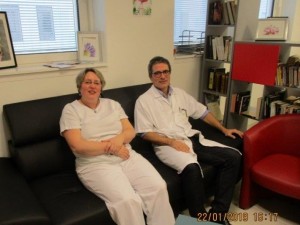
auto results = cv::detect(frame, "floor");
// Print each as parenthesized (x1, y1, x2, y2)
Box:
(182, 182, 300, 225)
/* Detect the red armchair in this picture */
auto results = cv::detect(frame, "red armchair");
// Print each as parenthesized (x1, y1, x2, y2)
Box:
(239, 114, 300, 209)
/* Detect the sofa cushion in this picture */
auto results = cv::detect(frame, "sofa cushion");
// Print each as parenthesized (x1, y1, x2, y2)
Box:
(3, 94, 78, 147)
(0, 158, 51, 225)
(30, 171, 116, 225)
(8, 137, 75, 180)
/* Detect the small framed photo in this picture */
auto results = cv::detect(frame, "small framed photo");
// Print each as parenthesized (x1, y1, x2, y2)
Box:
(0, 11, 17, 70)
(77, 32, 102, 62)
(255, 17, 289, 41)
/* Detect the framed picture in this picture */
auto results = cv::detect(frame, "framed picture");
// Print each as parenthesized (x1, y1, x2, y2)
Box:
(255, 17, 289, 41)
(77, 32, 102, 62)
(0, 11, 17, 69)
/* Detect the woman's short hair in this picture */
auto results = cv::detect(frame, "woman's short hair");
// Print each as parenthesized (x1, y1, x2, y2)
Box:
(147, 56, 171, 77)
(76, 68, 106, 92)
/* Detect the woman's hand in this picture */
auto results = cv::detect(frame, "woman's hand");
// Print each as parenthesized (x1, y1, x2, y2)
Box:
(107, 134, 124, 151)
(102, 138, 130, 160)
(114, 145, 130, 160)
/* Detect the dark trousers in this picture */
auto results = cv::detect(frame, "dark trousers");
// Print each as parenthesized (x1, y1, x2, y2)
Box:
(189, 135, 242, 213)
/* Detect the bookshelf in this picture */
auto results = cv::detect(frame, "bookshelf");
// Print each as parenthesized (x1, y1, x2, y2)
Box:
(227, 41, 300, 130)
(201, 0, 300, 131)
(199, 0, 260, 124)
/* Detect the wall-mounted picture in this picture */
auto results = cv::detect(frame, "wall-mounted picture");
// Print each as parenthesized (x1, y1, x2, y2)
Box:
(255, 17, 289, 41)
(77, 32, 102, 62)
(0, 11, 17, 70)
(133, 0, 152, 16)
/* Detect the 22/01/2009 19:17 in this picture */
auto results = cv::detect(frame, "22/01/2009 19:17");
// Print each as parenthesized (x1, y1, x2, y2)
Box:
(197, 212, 279, 222)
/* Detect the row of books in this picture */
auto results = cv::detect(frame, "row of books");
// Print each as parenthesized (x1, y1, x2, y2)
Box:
(231, 90, 300, 120)
(276, 64, 300, 87)
(207, 67, 229, 94)
(261, 92, 300, 119)
(206, 35, 232, 61)
(208, 0, 237, 25)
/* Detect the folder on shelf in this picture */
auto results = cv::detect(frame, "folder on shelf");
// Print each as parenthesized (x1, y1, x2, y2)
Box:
(231, 43, 280, 86)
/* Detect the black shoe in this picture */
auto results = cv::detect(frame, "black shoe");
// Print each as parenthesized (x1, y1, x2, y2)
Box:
(214, 218, 232, 225)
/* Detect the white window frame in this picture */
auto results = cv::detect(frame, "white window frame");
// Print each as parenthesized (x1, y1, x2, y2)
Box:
(174, 0, 274, 51)
(0, 0, 84, 66)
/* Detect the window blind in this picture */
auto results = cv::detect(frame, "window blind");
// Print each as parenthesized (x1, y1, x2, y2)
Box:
(0, 0, 78, 54)
(174, 0, 207, 45)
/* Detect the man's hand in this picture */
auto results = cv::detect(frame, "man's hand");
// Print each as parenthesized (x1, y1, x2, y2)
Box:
(170, 139, 190, 153)
(223, 128, 244, 139)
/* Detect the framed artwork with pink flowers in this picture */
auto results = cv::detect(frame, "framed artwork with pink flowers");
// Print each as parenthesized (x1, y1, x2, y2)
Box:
(255, 17, 289, 41)
(77, 32, 102, 62)
(0, 11, 17, 70)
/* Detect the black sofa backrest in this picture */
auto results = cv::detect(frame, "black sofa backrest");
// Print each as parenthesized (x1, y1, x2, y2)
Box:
(3, 83, 152, 181)
(101, 83, 151, 123)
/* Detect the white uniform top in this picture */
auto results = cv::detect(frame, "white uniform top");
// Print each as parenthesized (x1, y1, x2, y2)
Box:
(60, 98, 131, 167)
(134, 85, 239, 174)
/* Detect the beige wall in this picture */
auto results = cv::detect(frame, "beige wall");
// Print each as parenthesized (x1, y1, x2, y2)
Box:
(0, 0, 201, 157)
(1, 0, 298, 157)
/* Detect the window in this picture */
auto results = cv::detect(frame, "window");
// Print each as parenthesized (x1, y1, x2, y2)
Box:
(0, 0, 79, 55)
(174, 0, 274, 46)
(174, 0, 207, 46)
(259, 0, 274, 18)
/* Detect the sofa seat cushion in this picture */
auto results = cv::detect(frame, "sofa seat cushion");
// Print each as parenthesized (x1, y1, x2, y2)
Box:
(30, 171, 116, 225)
(0, 158, 51, 225)
(252, 153, 300, 199)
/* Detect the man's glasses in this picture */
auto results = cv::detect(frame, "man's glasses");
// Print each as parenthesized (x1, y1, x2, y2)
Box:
(83, 80, 101, 85)
(152, 70, 170, 78)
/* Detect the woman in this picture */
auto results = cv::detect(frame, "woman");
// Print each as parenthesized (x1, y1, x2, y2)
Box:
(59, 68, 175, 225)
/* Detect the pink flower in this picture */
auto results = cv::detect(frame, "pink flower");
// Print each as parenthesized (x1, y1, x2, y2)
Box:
(263, 25, 279, 35)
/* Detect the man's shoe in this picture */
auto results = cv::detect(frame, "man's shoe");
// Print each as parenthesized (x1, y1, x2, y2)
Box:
(217, 218, 232, 225)
(210, 216, 232, 225)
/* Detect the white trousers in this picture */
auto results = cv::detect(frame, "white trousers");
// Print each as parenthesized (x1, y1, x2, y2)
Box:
(76, 150, 175, 225)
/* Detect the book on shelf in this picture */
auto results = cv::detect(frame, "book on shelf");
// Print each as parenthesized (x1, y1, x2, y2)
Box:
(205, 35, 232, 61)
(220, 72, 229, 94)
(209, 0, 223, 25)
(230, 91, 251, 114)
(215, 36, 225, 60)
(206, 35, 214, 59)
(255, 96, 264, 120)
(238, 94, 251, 114)
(214, 68, 225, 93)
(212, 37, 217, 60)
(205, 94, 223, 122)
(222, 1, 230, 25)
(225, 0, 235, 25)
(276, 64, 300, 87)
(208, 67, 216, 90)
(223, 36, 232, 62)
(229, 0, 237, 23)
(263, 89, 286, 118)
(207, 67, 226, 93)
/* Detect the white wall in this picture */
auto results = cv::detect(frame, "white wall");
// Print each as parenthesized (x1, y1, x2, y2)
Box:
(0, 0, 201, 157)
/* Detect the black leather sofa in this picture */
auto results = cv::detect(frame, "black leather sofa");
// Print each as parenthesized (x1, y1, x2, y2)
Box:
(0, 83, 243, 225)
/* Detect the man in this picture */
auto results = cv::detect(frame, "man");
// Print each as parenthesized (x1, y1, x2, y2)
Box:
(134, 56, 243, 225)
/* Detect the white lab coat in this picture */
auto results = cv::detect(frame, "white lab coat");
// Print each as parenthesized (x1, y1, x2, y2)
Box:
(134, 85, 239, 173)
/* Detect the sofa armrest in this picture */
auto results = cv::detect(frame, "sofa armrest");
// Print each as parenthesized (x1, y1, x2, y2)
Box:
(0, 158, 50, 225)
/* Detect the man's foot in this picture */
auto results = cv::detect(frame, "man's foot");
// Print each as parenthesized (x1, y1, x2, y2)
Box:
(207, 210, 232, 225)
(212, 218, 232, 225)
